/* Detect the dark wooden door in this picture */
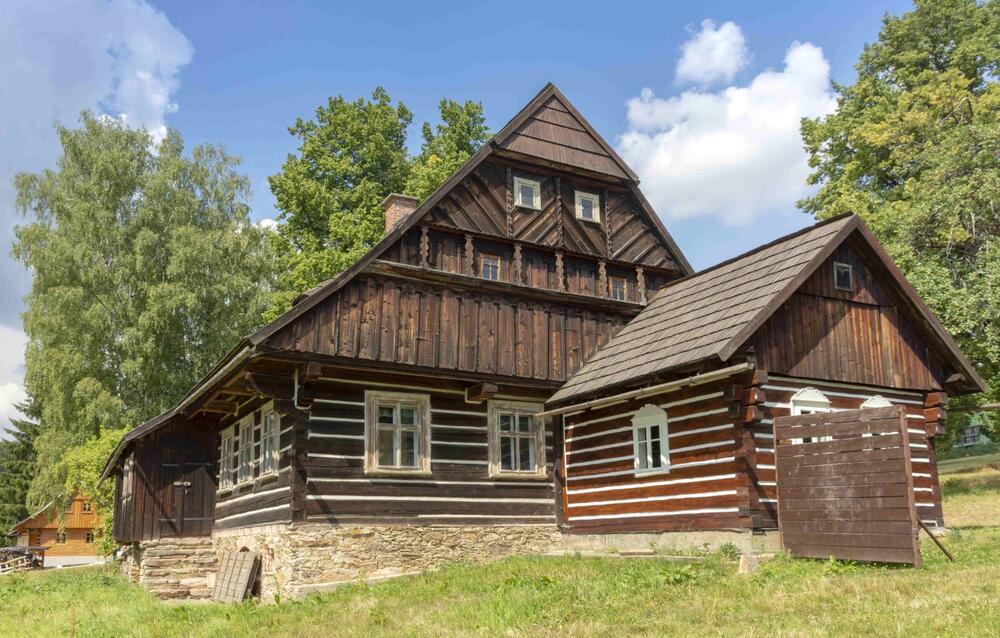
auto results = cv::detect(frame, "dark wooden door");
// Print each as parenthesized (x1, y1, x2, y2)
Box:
(159, 448, 182, 538)
(179, 457, 214, 536)
(158, 423, 216, 538)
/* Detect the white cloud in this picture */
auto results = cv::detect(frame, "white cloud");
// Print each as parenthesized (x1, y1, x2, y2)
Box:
(676, 19, 749, 85)
(0, 324, 28, 437)
(257, 218, 278, 231)
(619, 40, 837, 225)
(0, 1, 193, 436)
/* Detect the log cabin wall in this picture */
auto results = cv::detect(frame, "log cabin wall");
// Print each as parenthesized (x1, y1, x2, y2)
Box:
(212, 396, 298, 531)
(751, 242, 947, 392)
(746, 375, 944, 529)
(300, 375, 557, 525)
(560, 371, 754, 534)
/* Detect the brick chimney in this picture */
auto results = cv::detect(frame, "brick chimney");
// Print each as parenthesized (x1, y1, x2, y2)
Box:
(381, 193, 420, 233)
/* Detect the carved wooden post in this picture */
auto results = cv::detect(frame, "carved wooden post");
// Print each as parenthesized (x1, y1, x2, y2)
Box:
(506, 166, 513, 238)
(598, 260, 608, 298)
(555, 251, 566, 293)
(602, 189, 611, 258)
(555, 177, 564, 248)
(464, 234, 475, 276)
(419, 225, 430, 269)
(513, 242, 523, 286)
(637, 266, 647, 304)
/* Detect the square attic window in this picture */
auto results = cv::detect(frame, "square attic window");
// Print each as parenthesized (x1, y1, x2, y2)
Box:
(833, 261, 854, 291)
(575, 191, 600, 222)
(514, 177, 541, 210)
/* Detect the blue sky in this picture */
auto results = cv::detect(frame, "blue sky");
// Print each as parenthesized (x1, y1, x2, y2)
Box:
(0, 0, 915, 432)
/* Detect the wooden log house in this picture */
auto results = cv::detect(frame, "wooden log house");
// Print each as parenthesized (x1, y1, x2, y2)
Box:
(6, 492, 102, 567)
(102, 83, 982, 595)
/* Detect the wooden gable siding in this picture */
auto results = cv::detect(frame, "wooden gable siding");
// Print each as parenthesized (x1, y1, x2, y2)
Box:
(560, 373, 752, 534)
(113, 416, 217, 543)
(17, 495, 97, 533)
(301, 377, 556, 525)
(746, 376, 943, 530)
(212, 396, 297, 531)
(268, 275, 625, 383)
(418, 159, 678, 271)
(751, 244, 946, 392)
(497, 95, 628, 179)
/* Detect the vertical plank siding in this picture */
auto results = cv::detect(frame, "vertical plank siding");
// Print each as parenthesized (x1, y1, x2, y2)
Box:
(302, 378, 556, 525)
(269, 276, 625, 384)
(560, 374, 752, 533)
(750, 376, 943, 529)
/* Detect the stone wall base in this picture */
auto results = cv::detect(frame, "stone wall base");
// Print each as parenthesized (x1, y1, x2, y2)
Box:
(120, 537, 217, 600)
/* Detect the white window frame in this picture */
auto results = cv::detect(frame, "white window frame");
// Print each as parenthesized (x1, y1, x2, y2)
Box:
(365, 390, 432, 476)
(219, 426, 234, 489)
(488, 400, 546, 478)
(632, 404, 670, 476)
(610, 276, 627, 302)
(259, 403, 279, 476)
(789, 387, 833, 444)
(85, 532, 94, 544)
(833, 261, 854, 291)
(237, 416, 253, 484)
(481, 254, 501, 281)
(513, 176, 541, 210)
(575, 190, 601, 223)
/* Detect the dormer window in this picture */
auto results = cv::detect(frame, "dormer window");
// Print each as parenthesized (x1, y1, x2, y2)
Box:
(575, 191, 600, 222)
(610, 276, 627, 301)
(514, 177, 541, 210)
(481, 254, 500, 281)
(833, 261, 853, 291)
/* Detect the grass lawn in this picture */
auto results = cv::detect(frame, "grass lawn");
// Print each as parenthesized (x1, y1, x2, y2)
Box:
(3, 467, 999, 637)
(939, 452, 1000, 474)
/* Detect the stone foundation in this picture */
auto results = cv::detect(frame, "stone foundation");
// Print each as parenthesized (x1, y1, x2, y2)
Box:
(121, 538, 217, 600)
(212, 523, 565, 600)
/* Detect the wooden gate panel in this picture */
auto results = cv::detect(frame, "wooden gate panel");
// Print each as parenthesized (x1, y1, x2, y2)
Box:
(774, 406, 921, 566)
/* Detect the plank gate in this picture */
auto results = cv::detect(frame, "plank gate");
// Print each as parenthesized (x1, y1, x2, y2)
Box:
(773, 405, 922, 566)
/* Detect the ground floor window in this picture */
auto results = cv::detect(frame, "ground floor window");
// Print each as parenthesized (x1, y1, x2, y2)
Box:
(219, 427, 234, 489)
(365, 391, 431, 474)
(237, 417, 253, 484)
(260, 405, 278, 475)
(789, 387, 833, 443)
(85, 532, 94, 544)
(632, 404, 670, 475)
(488, 401, 545, 477)
(56, 532, 67, 544)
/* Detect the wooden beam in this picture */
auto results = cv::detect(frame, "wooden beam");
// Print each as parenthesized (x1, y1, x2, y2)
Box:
(244, 371, 294, 400)
(466, 382, 499, 403)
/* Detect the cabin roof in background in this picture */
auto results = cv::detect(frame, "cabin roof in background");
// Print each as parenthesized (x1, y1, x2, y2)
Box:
(550, 214, 985, 404)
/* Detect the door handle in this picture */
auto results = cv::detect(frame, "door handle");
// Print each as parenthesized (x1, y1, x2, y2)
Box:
(173, 481, 191, 488)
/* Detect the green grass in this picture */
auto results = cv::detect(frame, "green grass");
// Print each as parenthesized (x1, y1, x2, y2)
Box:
(939, 452, 1000, 474)
(3, 466, 999, 638)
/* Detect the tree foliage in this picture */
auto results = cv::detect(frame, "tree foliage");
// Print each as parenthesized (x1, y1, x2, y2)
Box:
(267, 89, 489, 318)
(11, 113, 276, 508)
(0, 408, 39, 545)
(800, 0, 1000, 439)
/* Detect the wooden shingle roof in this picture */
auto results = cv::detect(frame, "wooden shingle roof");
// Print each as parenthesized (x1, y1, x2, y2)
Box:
(550, 213, 983, 404)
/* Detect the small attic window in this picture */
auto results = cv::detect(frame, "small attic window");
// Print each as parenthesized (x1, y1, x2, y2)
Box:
(514, 177, 541, 210)
(833, 261, 853, 291)
(575, 191, 600, 223)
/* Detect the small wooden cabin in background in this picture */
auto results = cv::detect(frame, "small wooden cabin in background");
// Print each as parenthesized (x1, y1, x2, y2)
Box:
(99, 83, 982, 600)
(6, 492, 102, 567)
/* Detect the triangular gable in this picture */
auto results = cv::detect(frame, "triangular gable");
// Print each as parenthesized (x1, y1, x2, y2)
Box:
(493, 84, 638, 182)
(551, 214, 984, 404)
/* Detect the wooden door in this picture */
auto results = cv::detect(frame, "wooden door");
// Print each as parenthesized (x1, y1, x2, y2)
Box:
(159, 448, 182, 538)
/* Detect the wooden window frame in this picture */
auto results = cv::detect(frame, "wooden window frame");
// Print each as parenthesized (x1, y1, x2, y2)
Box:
(481, 253, 501, 281)
(121, 454, 134, 501)
(488, 400, 546, 479)
(56, 532, 67, 544)
(364, 390, 432, 476)
(610, 276, 627, 302)
(219, 427, 234, 489)
(513, 176, 541, 210)
(259, 403, 279, 476)
(237, 417, 253, 485)
(790, 387, 833, 443)
(833, 261, 854, 291)
(85, 532, 94, 544)
(575, 190, 601, 223)
(632, 404, 670, 476)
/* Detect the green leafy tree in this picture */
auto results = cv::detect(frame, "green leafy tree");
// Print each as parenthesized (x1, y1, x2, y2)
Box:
(267, 88, 413, 317)
(267, 90, 489, 318)
(800, 0, 1000, 439)
(12, 112, 276, 509)
(406, 98, 490, 200)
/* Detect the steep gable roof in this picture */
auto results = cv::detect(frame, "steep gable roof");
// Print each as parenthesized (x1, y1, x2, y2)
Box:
(550, 214, 985, 404)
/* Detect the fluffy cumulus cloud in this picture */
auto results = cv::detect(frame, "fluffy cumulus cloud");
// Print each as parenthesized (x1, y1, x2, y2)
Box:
(676, 19, 749, 85)
(0, 0, 192, 436)
(0, 325, 28, 436)
(619, 40, 837, 225)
